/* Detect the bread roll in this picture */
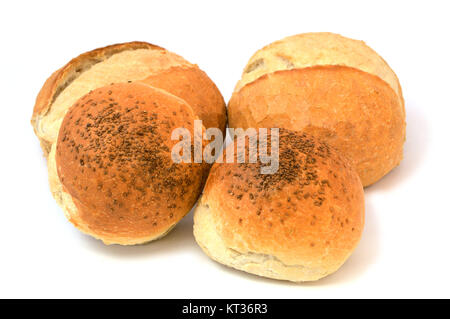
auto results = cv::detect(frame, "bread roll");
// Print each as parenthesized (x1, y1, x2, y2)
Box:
(49, 82, 208, 245)
(32, 41, 226, 156)
(193, 129, 364, 282)
(228, 32, 406, 186)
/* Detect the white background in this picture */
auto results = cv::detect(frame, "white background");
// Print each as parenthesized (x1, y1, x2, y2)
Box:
(1, 0, 449, 298)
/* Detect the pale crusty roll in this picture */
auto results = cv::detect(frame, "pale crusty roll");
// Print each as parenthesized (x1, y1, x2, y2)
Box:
(194, 129, 364, 282)
(49, 82, 208, 245)
(32, 41, 226, 156)
(229, 32, 406, 186)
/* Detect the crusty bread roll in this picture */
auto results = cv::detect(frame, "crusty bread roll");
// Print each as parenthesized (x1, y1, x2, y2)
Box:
(193, 129, 364, 282)
(32, 41, 226, 157)
(49, 82, 208, 245)
(228, 32, 406, 186)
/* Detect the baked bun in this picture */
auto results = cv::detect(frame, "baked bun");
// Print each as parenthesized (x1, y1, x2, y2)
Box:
(32, 41, 226, 156)
(49, 82, 207, 245)
(193, 129, 364, 282)
(228, 32, 406, 186)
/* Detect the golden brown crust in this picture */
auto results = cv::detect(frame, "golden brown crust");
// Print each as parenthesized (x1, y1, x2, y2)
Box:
(31, 42, 168, 156)
(236, 32, 404, 106)
(55, 82, 207, 244)
(31, 41, 226, 157)
(229, 65, 405, 186)
(33, 41, 164, 118)
(139, 66, 227, 134)
(194, 129, 364, 281)
(229, 32, 406, 186)
(34, 68, 63, 154)
(32, 42, 163, 120)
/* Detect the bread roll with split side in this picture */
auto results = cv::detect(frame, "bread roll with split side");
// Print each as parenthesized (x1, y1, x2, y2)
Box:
(193, 129, 364, 282)
(49, 82, 208, 245)
(32, 41, 226, 156)
(32, 42, 226, 244)
(228, 32, 406, 186)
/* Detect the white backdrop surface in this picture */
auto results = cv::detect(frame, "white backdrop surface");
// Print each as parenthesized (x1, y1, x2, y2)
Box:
(0, 0, 449, 298)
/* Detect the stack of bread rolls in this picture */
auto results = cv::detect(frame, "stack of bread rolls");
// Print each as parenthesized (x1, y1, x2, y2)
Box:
(32, 42, 226, 245)
(33, 33, 405, 281)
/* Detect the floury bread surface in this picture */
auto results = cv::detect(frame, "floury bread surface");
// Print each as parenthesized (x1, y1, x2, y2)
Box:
(228, 32, 406, 186)
(194, 129, 365, 282)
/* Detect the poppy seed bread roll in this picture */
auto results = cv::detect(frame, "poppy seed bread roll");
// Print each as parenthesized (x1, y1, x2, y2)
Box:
(32, 41, 226, 156)
(228, 32, 406, 186)
(193, 129, 364, 282)
(49, 82, 208, 245)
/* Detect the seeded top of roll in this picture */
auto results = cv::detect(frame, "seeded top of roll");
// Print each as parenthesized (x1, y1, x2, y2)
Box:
(56, 82, 206, 239)
(200, 129, 364, 267)
(210, 130, 346, 209)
